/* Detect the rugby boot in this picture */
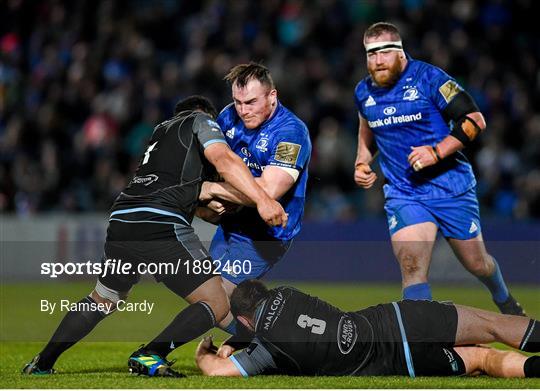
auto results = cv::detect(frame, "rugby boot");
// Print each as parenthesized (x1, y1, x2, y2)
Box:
(496, 295, 526, 316)
(128, 345, 185, 377)
(22, 355, 55, 375)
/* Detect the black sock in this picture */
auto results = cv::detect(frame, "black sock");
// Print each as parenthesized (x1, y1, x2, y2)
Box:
(520, 320, 540, 353)
(38, 297, 106, 369)
(144, 302, 216, 358)
(524, 356, 540, 377)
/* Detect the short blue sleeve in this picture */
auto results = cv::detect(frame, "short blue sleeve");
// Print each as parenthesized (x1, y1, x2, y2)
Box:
(424, 65, 464, 112)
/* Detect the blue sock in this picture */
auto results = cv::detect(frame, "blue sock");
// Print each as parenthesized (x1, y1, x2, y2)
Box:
(403, 283, 432, 300)
(477, 258, 509, 303)
(221, 318, 238, 335)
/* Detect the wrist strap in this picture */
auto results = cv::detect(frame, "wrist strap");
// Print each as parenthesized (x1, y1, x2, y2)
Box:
(432, 146, 442, 161)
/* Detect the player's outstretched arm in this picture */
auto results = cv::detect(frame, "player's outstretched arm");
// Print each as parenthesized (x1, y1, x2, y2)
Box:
(196, 337, 242, 377)
(354, 115, 378, 188)
(204, 143, 287, 227)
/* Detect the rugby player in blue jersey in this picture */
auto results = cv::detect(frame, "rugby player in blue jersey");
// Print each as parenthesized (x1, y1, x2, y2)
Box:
(353, 22, 524, 315)
(198, 63, 311, 335)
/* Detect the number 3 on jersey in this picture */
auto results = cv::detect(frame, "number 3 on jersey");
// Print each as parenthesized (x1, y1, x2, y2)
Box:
(297, 314, 326, 335)
(143, 142, 158, 165)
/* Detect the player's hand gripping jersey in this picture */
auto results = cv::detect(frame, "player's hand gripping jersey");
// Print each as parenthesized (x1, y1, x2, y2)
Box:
(217, 101, 311, 241)
(354, 58, 476, 200)
(111, 111, 227, 224)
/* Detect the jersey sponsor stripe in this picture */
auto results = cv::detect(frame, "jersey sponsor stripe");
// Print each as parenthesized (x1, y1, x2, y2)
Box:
(109, 218, 176, 225)
(392, 302, 416, 378)
(110, 207, 189, 225)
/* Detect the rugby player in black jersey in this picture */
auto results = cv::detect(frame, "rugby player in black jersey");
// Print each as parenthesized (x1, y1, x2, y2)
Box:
(196, 280, 540, 378)
(23, 96, 288, 377)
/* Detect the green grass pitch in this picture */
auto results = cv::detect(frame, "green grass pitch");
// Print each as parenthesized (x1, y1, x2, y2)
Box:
(1, 281, 539, 388)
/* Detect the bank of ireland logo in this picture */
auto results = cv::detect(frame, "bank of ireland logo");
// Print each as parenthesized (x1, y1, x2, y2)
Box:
(383, 106, 396, 116)
(403, 87, 419, 101)
(241, 147, 251, 157)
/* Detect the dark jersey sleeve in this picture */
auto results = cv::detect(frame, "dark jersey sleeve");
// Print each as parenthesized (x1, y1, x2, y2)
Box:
(192, 113, 229, 150)
(229, 337, 277, 377)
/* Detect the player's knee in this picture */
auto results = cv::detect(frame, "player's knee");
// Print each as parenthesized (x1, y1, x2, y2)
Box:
(464, 256, 492, 277)
(205, 295, 230, 323)
(91, 280, 130, 314)
(90, 290, 118, 312)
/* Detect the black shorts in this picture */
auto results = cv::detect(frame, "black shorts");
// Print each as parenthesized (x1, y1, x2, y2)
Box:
(99, 220, 216, 298)
(399, 300, 466, 377)
(353, 301, 465, 377)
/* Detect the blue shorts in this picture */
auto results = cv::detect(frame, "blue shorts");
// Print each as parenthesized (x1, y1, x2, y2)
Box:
(384, 189, 482, 240)
(209, 226, 292, 285)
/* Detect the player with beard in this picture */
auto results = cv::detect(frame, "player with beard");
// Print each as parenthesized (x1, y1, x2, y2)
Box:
(353, 22, 524, 315)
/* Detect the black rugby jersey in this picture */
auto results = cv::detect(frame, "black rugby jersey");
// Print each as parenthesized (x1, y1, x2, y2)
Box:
(231, 287, 375, 376)
(110, 111, 227, 225)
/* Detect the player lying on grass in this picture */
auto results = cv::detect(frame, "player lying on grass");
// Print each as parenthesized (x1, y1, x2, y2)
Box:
(196, 280, 540, 378)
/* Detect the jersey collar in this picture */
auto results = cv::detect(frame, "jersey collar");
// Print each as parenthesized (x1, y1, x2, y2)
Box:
(254, 299, 267, 330)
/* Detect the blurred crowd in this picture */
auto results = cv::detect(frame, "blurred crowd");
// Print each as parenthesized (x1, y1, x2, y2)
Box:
(1, 0, 539, 220)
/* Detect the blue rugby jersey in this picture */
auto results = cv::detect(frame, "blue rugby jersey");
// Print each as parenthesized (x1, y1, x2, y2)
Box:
(354, 57, 476, 200)
(217, 101, 311, 241)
